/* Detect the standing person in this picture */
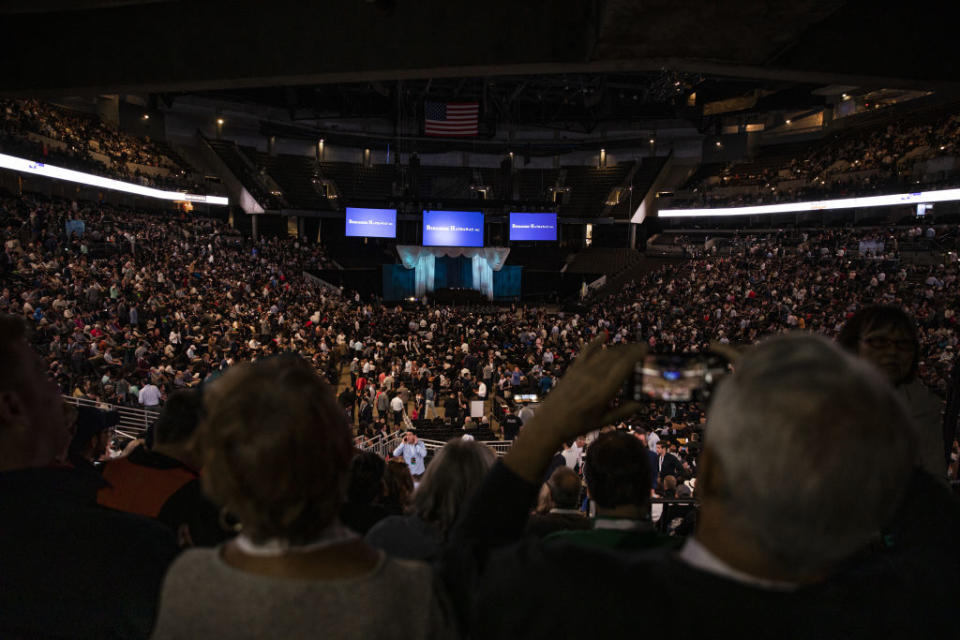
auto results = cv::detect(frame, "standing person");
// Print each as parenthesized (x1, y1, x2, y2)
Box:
(443, 393, 460, 425)
(839, 306, 947, 478)
(390, 393, 405, 428)
(501, 408, 523, 441)
(424, 385, 436, 419)
(376, 387, 390, 422)
(152, 355, 453, 639)
(338, 386, 357, 424)
(517, 403, 535, 426)
(393, 431, 428, 477)
(139, 378, 164, 407)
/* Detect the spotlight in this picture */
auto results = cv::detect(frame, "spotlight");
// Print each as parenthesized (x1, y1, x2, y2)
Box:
(216, 118, 225, 125)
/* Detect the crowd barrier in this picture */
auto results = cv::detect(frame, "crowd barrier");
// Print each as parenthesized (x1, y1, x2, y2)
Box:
(61, 395, 158, 441)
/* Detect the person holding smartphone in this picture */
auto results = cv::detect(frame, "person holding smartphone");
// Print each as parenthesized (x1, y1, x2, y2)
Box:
(393, 431, 427, 477)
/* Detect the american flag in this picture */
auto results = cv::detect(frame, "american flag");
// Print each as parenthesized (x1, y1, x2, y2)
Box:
(424, 101, 479, 137)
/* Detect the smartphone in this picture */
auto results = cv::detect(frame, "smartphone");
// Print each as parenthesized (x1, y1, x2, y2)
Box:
(634, 353, 728, 403)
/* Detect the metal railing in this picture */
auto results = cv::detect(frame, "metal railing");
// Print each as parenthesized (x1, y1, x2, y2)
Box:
(353, 433, 513, 458)
(62, 395, 159, 441)
(64, 394, 514, 458)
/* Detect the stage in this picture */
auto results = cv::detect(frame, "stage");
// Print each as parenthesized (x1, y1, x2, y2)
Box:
(383, 246, 522, 301)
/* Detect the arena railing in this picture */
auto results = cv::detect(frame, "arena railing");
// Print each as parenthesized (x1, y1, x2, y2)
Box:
(61, 395, 159, 441)
(410, 437, 512, 457)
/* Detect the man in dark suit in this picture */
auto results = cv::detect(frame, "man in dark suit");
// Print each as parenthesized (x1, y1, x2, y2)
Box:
(655, 441, 683, 483)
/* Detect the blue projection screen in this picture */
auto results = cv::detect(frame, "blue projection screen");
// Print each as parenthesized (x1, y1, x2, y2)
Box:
(509, 212, 558, 241)
(345, 207, 397, 238)
(423, 210, 484, 247)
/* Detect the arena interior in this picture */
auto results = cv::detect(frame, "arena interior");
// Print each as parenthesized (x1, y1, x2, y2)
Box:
(1, 1, 959, 638)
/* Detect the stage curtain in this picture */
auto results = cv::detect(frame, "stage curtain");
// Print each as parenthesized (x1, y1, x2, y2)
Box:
(396, 246, 510, 300)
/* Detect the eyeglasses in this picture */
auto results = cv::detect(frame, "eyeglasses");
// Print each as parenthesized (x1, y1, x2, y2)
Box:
(860, 337, 915, 351)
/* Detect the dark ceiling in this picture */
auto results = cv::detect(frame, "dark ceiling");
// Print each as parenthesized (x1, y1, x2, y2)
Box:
(1, 0, 958, 99)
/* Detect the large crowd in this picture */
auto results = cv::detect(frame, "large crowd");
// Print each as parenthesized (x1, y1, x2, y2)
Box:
(676, 111, 960, 207)
(0, 99, 205, 192)
(0, 178, 958, 637)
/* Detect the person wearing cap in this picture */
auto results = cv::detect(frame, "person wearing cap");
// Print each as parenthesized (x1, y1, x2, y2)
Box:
(67, 405, 119, 477)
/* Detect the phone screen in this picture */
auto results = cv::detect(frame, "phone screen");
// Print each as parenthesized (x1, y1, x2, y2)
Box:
(635, 354, 727, 402)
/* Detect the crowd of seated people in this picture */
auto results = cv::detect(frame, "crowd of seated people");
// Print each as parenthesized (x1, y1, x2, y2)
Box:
(3, 191, 958, 447)
(0, 98, 206, 192)
(676, 111, 960, 207)
(1, 192, 339, 408)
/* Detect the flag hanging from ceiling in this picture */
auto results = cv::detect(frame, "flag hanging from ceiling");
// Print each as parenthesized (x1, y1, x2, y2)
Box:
(424, 101, 479, 137)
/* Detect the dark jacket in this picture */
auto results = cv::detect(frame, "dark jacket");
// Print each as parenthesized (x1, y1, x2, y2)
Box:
(440, 462, 925, 640)
(0, 466, 179, 639)
(98, 445, 227, 547)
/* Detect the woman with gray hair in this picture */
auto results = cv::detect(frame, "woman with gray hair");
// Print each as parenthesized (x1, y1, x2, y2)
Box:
(366, 437, 496, 561)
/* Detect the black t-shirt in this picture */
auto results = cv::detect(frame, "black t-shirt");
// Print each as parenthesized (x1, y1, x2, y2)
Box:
(502, 415, 523, 440)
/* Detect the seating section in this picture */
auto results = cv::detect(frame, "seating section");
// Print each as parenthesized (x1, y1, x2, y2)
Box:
(0, 98, 207, 193)
(672, 107, 960, 207)
(560, 163, 634, 216)
(410, 418, 497, 442)
(206, 139, 286, 209)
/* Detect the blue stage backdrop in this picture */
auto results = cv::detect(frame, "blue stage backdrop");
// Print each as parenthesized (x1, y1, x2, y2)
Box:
(383, 262, 522, 300)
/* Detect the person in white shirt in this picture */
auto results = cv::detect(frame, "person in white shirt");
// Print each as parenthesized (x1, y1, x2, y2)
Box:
(476, 381, 487, 399)
(561, 436, 585, 470)
(390, 394, 404, 427)
(138, 382, 163, 407)
(646, 428, 659, 452)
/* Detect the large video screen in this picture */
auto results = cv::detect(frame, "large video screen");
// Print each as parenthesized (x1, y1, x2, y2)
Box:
(509, 212, 558, 241)
(422, 210, 484, 247)
(344, 207, 397, 238)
